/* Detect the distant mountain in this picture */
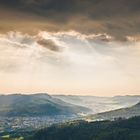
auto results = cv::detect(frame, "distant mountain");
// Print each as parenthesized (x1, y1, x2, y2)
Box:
(0, 94, 91, 117)
(112, 95, 140, 106)
(53, 95, 140, 114)
(88, 101, 140, 120)
(1, 94, 140, 118)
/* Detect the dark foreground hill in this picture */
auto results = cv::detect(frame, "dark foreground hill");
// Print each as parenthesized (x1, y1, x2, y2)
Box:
(29, 116, 140, 140)
(0, 94, 91, 117)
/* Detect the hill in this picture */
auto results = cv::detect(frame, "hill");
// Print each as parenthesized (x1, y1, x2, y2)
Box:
(88, 101, 140, 120)
(0, 94, 91, 117)
(54, 95, 140, 114)
(29, 116, 140, 140)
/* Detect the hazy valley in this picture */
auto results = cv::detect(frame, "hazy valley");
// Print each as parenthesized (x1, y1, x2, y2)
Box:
(1, 93, 140, 140)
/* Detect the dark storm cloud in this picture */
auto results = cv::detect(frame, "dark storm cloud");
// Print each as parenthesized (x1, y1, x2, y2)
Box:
(0, 0, 140, 40)
(37, 39, 60, 52)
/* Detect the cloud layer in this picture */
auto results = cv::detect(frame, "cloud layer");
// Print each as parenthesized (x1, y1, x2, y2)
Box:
(0, 31, 140, 95)
(0, 0, 140, 40)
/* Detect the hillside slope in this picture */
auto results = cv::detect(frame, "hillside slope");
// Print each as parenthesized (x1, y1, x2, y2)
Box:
(89, 101, 140, 120)
(0, 94, 91, 117)
(54, 95, 140, 114)
(29, 116, 140, 140)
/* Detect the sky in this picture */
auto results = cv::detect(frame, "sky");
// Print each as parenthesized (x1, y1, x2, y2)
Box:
(0, 0, 140, 96)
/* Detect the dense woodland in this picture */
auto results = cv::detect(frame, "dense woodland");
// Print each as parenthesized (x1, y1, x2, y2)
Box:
(29, 116, 140, 140)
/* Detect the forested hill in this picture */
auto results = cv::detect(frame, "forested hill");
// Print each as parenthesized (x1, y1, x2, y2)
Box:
(29, 116, 140, 140)
(0, 94, 91, 117)
(88, 101, 140, 120)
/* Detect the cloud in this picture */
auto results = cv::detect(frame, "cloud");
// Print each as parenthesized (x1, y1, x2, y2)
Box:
(37, 39, 60, 52)
(0, 0, 139, 41)
(0, 31, 140, 95)
(0, 31, 139, 71)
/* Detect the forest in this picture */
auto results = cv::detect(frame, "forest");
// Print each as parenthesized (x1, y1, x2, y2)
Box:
(29, 116, 140, 140)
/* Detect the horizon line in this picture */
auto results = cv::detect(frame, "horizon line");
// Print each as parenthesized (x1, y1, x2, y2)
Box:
(0, 92, 140, 98)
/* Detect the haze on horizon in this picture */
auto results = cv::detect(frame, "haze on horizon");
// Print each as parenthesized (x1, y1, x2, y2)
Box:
(0, 0, 140, 96)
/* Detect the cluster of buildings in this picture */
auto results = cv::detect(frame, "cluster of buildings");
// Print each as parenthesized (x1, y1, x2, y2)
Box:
(0, 115, 77, 134)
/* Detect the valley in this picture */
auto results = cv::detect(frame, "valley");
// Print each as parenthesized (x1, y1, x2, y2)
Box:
(1, 93, 140, 140)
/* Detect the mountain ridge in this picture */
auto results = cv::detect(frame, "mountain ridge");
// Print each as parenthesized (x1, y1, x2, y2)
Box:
(0, 94, 91, 117)
(88, 101, 140, 121)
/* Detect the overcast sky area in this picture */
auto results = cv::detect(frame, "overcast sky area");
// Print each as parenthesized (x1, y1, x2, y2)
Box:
(0, 0, 140, 96)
